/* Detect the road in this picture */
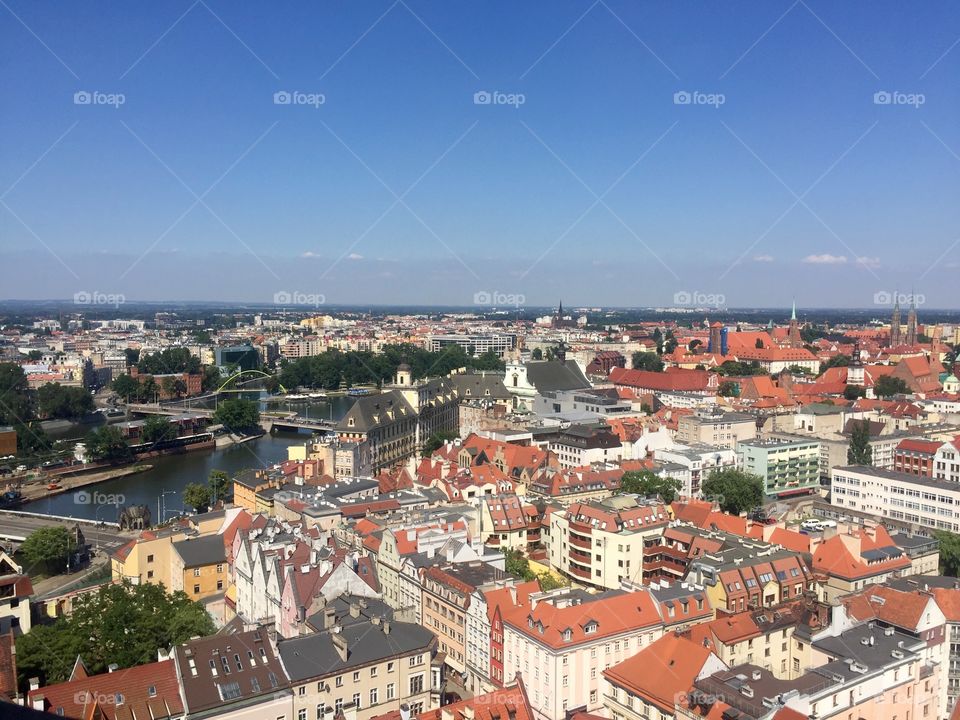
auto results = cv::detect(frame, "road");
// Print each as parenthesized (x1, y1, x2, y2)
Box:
(0, 511, 134, 555)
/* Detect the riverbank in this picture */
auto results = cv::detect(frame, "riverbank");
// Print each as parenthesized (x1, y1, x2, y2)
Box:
(18, 464, 153, 502)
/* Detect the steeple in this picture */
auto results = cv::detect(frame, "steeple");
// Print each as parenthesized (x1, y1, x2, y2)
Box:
(788, 299, 802, 348)
(791, 300, 797, 321)
(890, 295, 901, 347)
(906, 294, 918, 346)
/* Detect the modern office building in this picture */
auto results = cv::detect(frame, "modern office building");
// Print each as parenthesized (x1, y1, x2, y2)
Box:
(737, 437, 821, 499)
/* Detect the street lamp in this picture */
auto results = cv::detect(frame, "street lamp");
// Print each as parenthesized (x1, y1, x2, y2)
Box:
(158, 490, 177, 526)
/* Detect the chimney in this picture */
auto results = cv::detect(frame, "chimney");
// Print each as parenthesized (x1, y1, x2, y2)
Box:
(372, 616, 381, 626)
(107, 663, 119, 673)
(324, 606, 337, 629)
(349, 603, 360, 618)
(383, 620, 391, 635)
(29, 678, 40, 692)
(400, 704, 412, 720)
(332, 632, 349, 662)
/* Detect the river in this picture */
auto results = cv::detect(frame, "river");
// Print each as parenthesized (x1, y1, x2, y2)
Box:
(22, 393, 355, 523)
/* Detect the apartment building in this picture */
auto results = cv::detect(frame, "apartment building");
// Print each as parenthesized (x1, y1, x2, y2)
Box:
(831, 464, 960, 533)
(654, 444, 737, 498)
(171, 535, 228, 601)
(894, 438, 943, 476)
(547, 423, 623, 469)
(278, 613, 440, 720)
(500, 588, 668, 720)
(336, 391, 418, 472)
(676, 408, 757, 449)
(811, 525, 914, 603)
(547, 495, 670, 589)
(736, 437, 821, 499)
(933, 437, 960, 482)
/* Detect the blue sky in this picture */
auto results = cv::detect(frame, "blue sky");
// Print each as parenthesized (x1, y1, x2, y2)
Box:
(1, 0, 958, 309)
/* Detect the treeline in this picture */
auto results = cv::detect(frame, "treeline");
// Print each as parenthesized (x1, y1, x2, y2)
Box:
(275, 343, 504, 390)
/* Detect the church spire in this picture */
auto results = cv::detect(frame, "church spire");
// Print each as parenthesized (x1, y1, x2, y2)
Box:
(791, 299, 797, 321)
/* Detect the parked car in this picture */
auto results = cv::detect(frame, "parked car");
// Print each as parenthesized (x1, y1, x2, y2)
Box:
(800, 519, 823, 531)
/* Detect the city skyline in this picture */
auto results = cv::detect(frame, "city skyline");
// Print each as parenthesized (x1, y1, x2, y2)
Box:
(2, 1, 959, 307)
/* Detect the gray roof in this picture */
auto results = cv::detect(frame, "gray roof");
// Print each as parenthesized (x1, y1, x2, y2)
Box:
(278, 620, 434, 681)
(335, 391, 416, 433)
(173, 534, 227, 568)
(448, 371, 511, 399)
(524, 360, 591, 392)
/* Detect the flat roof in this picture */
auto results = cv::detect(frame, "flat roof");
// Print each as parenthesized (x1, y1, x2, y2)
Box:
(832, 465, 960, 493)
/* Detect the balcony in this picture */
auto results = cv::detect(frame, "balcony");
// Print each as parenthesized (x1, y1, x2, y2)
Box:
(569, 519, 593, 534)
(569, 534, 592, 550)
(568, 564, 592, 580)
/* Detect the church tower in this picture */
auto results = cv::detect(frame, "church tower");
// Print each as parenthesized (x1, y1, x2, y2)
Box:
(890, 297, 901, 347)
(788, 300, 802, 348)
(905, 297, 918, 346)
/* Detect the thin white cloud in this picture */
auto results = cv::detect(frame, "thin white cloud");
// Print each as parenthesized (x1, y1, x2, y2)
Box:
(301, 251, 319, 258)
(856, 256, 881, 269)
(753, 254, 774, 262)
(347, 253, 364, 261)
(802, 253, 847, 265)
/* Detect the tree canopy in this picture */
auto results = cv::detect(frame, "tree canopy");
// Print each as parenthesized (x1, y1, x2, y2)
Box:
(84, 425, 133, 463)
(847, 419, 873, 465)
(934, 530, 960, 576)
(701, 468, 765, 515)
(277, 343, 505, 391)
(631, 352, 664, 372)
(18, 526, 76, 575)
(16, 581, 215, 690)
(619, 469, 683, 503)
(183, 482, 212, 513)
(212, 398, 260, 432)
(874, 375, 910, 398)
(137, 348, 201, 375)
(36, 383, 94, 420)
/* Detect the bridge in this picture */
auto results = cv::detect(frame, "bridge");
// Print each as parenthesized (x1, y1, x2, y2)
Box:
(125, 403, 215, 417)
(264, 416, 338, 433)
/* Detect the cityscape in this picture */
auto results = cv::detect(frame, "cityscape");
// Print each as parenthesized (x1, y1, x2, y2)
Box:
(1, 3, 960, 720)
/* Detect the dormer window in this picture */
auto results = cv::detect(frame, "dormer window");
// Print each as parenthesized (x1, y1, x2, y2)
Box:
(348, 418, 355, 427)
(584, 621, 598, 634)
(562, 629, 572, 641)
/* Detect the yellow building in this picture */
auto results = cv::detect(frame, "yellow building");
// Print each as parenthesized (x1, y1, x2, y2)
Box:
(172, 535, 228, 600)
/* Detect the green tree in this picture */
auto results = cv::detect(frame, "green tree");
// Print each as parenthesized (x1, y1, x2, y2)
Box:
(27, 350, 43, 361)
(847, 419, 873, 465)
(874, 375, 910, 398)
(111, 373, 140, 402)
(531, 348, 543, 360)
(141, 416, 176, 445)
(619, 469, 683, 503)
(84, 425, 132, 463)
(537, 572, 568, 591)
(123, 348, 140, 367)
(719, 381, 739, 397)
(701, 468, 765, 515)
(201, 365, 224, 392)
(632, 352, 665, 372)
(819, 354, 851, 374)
(422, 430, 457, 457)
(16, 581, 214, 689)
(137, 348, 200, 375)
(161, 376, 187, 399)
(212, 398, 260, 433)
(208, 470, 231, 505)
(934, 530, 960, 576)
(36, 383, 94, 419)
(18, 526, 76, 575)
(843, 384, 866, 401)
(503, 548, 535, 581)
(183, 482, 211, 513)
(0, 363, 33, 425)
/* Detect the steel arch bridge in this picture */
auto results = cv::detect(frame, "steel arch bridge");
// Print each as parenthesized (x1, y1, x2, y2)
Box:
(216, 369, 286, 394)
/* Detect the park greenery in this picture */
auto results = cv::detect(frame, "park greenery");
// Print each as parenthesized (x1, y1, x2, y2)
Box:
(934, 530, 960, 576)
(16, 581, 215, 689)
(874, 375, 910, 397)
(274, 343, 504, 391)
(701, 468, 766, 515)
(83, 425, 133, 463)
(36, 383, 94, 420)
(631, 352, 664, 372)
(137, 347, 201, 375)
(183, 470, 233, 512)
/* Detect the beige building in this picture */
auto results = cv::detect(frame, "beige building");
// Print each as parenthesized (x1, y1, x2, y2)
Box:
(676, 408, 757, 448)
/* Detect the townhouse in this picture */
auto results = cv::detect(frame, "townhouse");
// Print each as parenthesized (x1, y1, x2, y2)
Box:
(676, 407, 758, 449)
(278, 610, 441, 720)
(811, 525, 914, 603)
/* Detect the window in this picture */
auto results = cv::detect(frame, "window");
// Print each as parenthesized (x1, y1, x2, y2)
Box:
(194, 584, 200, 594)
(353, 671, 360, 683)
(370, 688, 378, 706)
(371, 667, 378, 678)
(387, 662, 395, 673)
(147, 554, 154, 563)
(194, 568, 201, 577)
(299, 710, 307, 720)
(336, 676, 343, 688)
(147, 686, 156, 698)
(216, 563, 223, 573)
(387, 683, 396, 700)
(335, 699, 343, 715)
(410, 674, 424, 694)
(352, 693, 361, 709)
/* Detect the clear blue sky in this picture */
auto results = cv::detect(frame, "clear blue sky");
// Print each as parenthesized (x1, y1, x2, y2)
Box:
(1, 0, 958, 309)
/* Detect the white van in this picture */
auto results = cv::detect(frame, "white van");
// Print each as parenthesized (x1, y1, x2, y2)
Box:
(800, 519, 823, 531)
